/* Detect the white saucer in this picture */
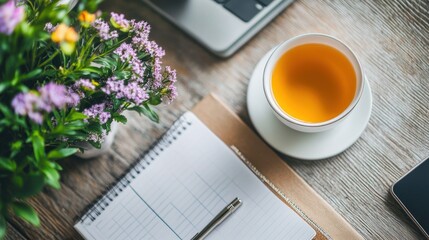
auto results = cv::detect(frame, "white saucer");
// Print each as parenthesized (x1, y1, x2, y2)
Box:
(247, 51, 372, 160)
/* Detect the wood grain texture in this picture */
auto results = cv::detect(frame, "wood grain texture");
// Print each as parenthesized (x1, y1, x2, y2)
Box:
(7, 0, 429, 239)
(4, 224, 26, 240)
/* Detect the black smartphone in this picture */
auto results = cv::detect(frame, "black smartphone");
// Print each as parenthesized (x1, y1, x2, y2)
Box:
(391, 157, 429, 238)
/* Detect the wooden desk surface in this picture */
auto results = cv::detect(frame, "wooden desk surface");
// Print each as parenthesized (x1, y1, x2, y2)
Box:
(6, 0, 429, 239)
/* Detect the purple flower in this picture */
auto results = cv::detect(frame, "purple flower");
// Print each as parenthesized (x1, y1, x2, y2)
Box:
(83, 103, 112, 124)
(168, 85, 178, 102)
(39, 82, 69, 109)
(123, 82, 148, 104)
(83, 103, 105, 118)
(74, 78, 95, 90)
(11, 91, 44, 124)
(88, 130, 106, 143)
(130, 19, 164, 59)
(131, 20, 150, 40)
(66, 88, 81, 107)
(151, 58, 163, 89)
(93, 103, 105, 113)
(101, 76, 124, 95)
(44, 22, 56, 33)
(0, 0, 24, 35)
(92, 19, 118, 41)
(101, 76, 148, 104)
(163, 84, 178, 104)
(114, 43, 145, 80)
(71, 78, 94, 100)
(11, 92, 38, 115)
(114, 43, 137, 62)
(164, 66, 177, 83)
(11, 93, 27, 115)
(28, 111, 43, 124)
(11, 82, 81, 124)
(158, 66, 178, 104)
(110, 12, 130, 32)
(99, 112, 111, 124)
(132, 37, 165, 59)
(131, 60, 145, 81)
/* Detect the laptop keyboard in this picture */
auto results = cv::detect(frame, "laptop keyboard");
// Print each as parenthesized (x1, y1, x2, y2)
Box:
(215, 0, 274, 22)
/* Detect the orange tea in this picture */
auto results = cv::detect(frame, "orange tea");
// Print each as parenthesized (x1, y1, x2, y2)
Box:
(271, 43, 356, 123)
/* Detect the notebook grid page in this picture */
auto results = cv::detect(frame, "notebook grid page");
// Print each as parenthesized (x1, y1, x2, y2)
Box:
(75, 112, 315, 240)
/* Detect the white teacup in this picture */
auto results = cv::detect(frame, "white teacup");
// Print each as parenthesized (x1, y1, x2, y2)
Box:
(263, 33, 364, 133)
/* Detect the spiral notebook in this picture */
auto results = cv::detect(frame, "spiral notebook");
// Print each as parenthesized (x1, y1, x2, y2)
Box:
(74, 112, 316, 240)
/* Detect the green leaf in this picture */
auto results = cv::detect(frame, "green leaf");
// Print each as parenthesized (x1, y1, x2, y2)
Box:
(113, 115, 127, 124)
(62, 132, 87, 141)
(52, 110, 61, 122)
(80, 66, 102, 74)
(52, 162, 63, 171)
(114, 70, 132, 79)
(0, 216, 5, 239)
(20, 68, 42, 81)
(42, 167, 61, 189)
(41, 161, 61, 189)
(78, 0, 102, 12)
(93, 56, 117, 69)
(137, 52, 149, 59)
(0, 103, 12, 118)
(45, 178, 61, 189)
(0, 158, 16, 171)
(12, 202, 40, 227)
(149, 95, 162, 106)
(89, 141, 101, 149)
(47, 148, 77, 160)
(64, 120, 86, 129)
(43, 167, 59, 181)
(87, 122, 102, 134)
(65, 111, 87, 122)
(31, 131, 45, 163)
(59, 130, 77, 136)
(11, 173, 45, 198)
(129, 106, 143, 115)
(11, 175, 23, 188)
(11, 141, 23, 152)
(0, 81, 11, 94)
(10, 140, 24, 157)
(139, 104, 159, 123)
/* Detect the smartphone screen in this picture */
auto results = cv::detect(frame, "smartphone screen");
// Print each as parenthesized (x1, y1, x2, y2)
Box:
(391, 158, 429, 238)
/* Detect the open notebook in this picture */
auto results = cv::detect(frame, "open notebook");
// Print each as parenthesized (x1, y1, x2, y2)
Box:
(75, 112, 316, 240)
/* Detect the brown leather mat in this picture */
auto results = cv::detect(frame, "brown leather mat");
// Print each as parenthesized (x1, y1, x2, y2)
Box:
(192, 94, 363, 240)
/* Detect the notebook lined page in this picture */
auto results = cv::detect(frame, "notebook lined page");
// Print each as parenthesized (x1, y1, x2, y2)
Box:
(75, 112, 316, 240)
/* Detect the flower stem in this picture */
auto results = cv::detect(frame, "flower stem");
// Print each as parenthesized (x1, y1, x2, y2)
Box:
(38, 50, 60, 68)
(89, 37, 129, 62)
(77, 34, 96, 69)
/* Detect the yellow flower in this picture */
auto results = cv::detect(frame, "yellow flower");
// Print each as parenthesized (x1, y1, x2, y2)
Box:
(64, 27, 79, 42)
(51, 24, 78, 43)
(51, 24, 68, 43)
(51, 24, 79, 55)
(78, 10, 95, 28)
(91, 80, 100, 87)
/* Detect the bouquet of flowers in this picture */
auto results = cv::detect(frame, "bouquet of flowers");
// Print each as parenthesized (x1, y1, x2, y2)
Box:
(0, 0, 177, 237)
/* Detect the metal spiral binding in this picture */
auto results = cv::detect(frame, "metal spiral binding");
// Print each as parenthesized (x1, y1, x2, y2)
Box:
(79, 115, 193, 224)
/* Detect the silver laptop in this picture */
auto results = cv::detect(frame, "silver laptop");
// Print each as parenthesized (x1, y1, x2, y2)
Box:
(143, 0, 294, 57)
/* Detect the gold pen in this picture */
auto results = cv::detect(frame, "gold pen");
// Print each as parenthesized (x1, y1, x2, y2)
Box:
(191, 197, 242, 240)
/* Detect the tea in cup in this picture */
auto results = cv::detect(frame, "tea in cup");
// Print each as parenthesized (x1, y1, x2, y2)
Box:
(263, 34, 364, 132)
